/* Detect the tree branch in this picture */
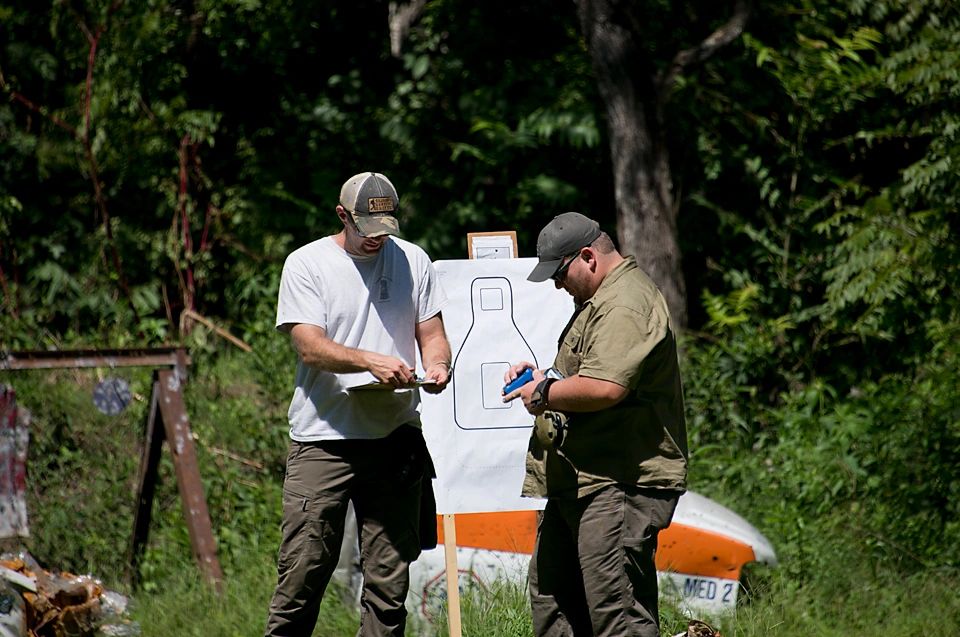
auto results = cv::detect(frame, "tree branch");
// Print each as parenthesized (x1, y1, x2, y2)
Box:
(84, 28, 102, 139)
(176, 134, 197, 315)
(68, 0, 140, 326)
(657, 0, 751, 99)
(388, 0, 427, 58)
(0, 69, 79, 137)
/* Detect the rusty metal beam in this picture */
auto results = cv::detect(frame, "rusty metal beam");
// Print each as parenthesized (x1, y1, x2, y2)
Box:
(155, 367, 224, 589)
(1, 348, 191, 372)
(130, 380, 165, 587)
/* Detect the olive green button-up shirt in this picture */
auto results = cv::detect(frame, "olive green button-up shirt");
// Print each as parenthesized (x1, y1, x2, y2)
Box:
(522, 256, 688, 500)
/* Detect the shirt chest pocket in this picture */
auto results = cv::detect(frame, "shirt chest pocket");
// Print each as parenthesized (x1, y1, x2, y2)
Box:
(557, 320, 585, 376)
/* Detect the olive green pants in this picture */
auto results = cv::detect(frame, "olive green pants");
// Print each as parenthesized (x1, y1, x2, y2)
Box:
(264, 425, 430, 637)
(529, 486, 680, 637)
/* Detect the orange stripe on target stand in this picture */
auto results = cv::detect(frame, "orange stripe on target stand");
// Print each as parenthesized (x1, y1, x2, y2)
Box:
(436, 511, 537, 554)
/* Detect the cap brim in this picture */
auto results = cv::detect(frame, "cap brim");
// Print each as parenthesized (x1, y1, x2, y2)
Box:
(527, 258, 562, 282)
(353, 213, 400, 238)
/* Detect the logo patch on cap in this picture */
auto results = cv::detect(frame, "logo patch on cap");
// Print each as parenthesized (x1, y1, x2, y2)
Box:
(368, 197, 395, 213)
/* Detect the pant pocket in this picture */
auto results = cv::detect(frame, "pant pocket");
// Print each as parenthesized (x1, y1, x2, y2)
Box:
(277, 488, 343, 574)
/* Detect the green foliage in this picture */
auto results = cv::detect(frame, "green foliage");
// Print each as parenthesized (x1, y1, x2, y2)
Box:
(0, 0, 614, 346)
(3, 0, 960, 634)
(132, 552, 360, 637)
(378, 0, 608, 257)
(676, 0, 959, 584)
(714, 564, 960, 637)
(10, 369, 152, 579)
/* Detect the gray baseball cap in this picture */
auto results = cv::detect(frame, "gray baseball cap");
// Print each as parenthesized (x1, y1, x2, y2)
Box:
(339, 172, 401, 237)
(527, 212, 602, 282)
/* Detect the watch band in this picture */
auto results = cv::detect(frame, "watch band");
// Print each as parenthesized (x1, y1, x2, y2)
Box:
(530, 377, 557, 410)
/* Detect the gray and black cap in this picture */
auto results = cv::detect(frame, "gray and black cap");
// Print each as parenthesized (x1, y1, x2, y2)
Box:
(527, 212, 602, 282)
(339, 172, 401, 237)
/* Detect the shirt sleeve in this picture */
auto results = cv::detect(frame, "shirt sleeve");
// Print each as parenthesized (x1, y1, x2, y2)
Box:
(275, 253, 326, 332)
(577, 305, 667, 389)
(416, 253, 448, 322)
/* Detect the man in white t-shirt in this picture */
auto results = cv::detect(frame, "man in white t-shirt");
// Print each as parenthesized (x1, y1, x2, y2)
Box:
(264, 172, 452, 637)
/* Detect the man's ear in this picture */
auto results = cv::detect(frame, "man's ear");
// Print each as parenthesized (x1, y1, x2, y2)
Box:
(581, 248, 598, 272)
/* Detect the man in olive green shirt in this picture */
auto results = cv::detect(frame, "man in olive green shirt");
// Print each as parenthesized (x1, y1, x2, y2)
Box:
(504, 212, 688, 637)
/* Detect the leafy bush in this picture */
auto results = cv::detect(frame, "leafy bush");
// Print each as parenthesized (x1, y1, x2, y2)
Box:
(13, 368, 151, 581)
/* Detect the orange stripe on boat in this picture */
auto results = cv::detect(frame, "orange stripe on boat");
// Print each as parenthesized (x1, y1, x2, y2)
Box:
(656, 522, 756, 580)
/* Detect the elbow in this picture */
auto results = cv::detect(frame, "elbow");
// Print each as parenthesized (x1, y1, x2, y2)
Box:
(295, 345, 322, 368)
(603, 385, 630, 407)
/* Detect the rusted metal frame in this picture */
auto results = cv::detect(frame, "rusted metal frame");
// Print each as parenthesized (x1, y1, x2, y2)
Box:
(130, 379, 164, 587)
(0, 347, 222, 590)
(155, 367, 224, 589)
(1, 348, 191, 373)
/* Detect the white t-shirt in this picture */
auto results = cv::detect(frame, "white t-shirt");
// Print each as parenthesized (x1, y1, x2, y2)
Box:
(276, 236, 447, 441)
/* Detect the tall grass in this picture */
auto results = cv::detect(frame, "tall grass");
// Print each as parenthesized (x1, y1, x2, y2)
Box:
(713, 566, 960, 637)
(128, 549, 959, 636)
(131, 551, 359, 637)
(6, 345, 958, 636)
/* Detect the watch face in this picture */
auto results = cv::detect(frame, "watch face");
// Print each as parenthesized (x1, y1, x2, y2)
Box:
(93, 377, 132, 415)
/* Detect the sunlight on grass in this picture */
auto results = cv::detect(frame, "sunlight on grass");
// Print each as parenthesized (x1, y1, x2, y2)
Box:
(126, 542, 960, 637)
(131, 553, 358, 637)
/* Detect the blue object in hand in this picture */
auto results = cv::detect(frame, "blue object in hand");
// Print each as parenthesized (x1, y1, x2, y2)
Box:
(503, 368, 534, 395)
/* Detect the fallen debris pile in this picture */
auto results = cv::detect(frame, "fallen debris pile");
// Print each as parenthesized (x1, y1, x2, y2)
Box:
(675, 619, 723, 637)
(0, 552, 139, 637)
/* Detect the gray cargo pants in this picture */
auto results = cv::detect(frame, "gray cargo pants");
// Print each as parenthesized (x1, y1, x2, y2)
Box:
(264, 425, 430, 637)
(529, 486, 680, 637)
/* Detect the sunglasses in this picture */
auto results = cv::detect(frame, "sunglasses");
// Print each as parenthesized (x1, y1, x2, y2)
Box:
(344, 210, 375, 238)
(551, 250, 580, 282)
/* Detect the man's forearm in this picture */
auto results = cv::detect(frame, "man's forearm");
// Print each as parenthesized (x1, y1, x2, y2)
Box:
(538, 374, 628, 413)
(420, 339, 452, 371)
(290, 323, 416, 385)
(298, 336, 374, 373)
(290, 324, 374, 373)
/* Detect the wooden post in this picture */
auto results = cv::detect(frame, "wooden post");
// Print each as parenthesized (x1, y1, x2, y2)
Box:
(442, 513, 463, 637)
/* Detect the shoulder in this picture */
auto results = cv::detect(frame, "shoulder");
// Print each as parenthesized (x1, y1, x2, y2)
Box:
(284, 237, 339, 269)
(286, 236, 334, 260)
(590, 264, 669, 331)
(603, 261, 665, 311)
(389, 236, 431, 259)
(387, 237, 435, 270)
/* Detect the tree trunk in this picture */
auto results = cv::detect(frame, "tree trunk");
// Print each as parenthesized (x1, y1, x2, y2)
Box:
(577, 0, 750, 328)
(576, 0, 687, 326)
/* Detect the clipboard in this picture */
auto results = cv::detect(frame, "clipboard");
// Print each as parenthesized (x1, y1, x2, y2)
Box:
(347, 378, 437, 392)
